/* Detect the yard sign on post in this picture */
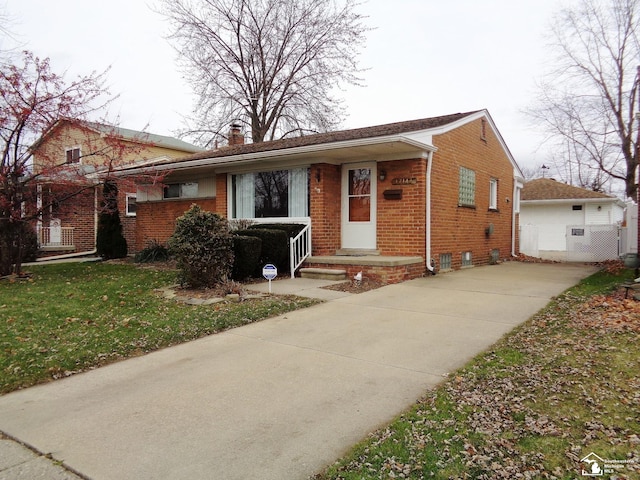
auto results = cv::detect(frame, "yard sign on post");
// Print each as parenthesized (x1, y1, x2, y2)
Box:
(262, 263, 277, 294)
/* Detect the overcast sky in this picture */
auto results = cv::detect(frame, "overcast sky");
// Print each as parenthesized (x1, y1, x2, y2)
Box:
(3, 0, 569, 170)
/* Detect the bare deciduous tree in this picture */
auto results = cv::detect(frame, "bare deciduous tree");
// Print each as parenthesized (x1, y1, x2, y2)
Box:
(528, 0, 640, 198)
(158, 0, 368, 146)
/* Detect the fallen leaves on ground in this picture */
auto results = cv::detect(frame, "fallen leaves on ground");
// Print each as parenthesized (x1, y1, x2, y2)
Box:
(571, 288, 640, 332)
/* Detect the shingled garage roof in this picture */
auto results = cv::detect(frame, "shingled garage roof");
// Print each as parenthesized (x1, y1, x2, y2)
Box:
(521, 178, 615, 201)
(135, 111, 481, 169)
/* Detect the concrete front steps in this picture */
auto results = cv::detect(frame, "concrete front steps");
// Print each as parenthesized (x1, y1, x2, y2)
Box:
(301, 255, 425, 284)
(299, 267, 347, 281)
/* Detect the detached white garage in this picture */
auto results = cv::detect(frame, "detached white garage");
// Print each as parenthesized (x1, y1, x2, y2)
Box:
(519, 178, 624, 261)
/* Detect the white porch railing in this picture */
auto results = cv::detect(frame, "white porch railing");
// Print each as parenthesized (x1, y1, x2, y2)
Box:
(39, 226, 75, 247)
(290, 223, 311, 278)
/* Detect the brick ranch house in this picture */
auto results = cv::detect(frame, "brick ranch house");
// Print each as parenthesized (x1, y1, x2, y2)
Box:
(120, 110, 525, 283)
(30, 119, 202, 257)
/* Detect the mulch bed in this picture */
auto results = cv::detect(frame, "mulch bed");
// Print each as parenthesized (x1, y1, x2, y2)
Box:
(321, 279, 387, 294)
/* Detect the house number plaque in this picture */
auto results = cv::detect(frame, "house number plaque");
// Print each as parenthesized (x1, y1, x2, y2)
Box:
(391, 177, 417, 185)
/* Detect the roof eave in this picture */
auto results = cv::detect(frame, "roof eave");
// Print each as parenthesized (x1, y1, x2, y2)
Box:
(521, 197, 622, 205)
(116, 135, 437, 176)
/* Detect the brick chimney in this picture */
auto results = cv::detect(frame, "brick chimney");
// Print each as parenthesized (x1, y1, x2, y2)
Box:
(228, 123, 245, 146)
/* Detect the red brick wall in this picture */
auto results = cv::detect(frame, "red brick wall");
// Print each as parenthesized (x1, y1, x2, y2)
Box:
(39, 185, 97, 256)
(306, 261, 424, 284)
(118, 189, 136, 254)
(310, 164, 341, 255)
(135, 198, 217, 252)
(214, 174, 228, 217)
(377, 159, 427, 256)
(430, 118, 515, 270)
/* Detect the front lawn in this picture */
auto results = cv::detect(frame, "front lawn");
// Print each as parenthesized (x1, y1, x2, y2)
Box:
(314, 267, 640, 479)
(0, 262, 319, 394)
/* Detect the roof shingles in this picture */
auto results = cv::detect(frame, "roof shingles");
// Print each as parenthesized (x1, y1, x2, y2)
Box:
(160, 111, 481, 166)
(521, 178, 614, 201)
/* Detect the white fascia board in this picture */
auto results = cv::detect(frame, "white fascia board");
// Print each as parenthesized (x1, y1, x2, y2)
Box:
(424, 109, 523, 179)
(521, 198, 619, 206)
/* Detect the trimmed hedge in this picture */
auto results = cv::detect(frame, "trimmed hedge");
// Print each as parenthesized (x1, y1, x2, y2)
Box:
(247, 223, 306, 238)
(231, 235, 262, 280)
(235, 228, 289, 274)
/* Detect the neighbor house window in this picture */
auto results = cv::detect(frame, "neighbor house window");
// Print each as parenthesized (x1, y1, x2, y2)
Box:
(489, 178, 498, 210)
(125, 193, 137, 216)
(462, 251, 473, 267)
(65, 147, 81, 164)
(231, 168, 309, 219)
(458, 167, 476, 207)
(163, 182, 198, 199)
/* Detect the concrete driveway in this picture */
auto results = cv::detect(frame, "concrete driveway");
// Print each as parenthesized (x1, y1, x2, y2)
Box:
(0, 262, 596, 480)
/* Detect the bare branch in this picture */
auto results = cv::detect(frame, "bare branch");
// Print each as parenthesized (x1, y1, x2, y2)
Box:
(157, 0, 369, 145)
(527, 0, 640, 198)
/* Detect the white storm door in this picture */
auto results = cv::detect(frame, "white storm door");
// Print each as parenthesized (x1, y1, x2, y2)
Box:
(341, 163, 376, 249)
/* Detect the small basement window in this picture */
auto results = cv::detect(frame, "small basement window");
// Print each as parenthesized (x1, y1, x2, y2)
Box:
(462, 251, 473, 267)
(440, 253, 452, 271)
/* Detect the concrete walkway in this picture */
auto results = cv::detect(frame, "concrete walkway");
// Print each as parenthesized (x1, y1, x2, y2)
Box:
(0, 262, 597, 480)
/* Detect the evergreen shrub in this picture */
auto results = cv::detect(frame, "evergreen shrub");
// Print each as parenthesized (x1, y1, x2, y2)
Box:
(167, 205, 234, 288)
(231, 235, 262, 280)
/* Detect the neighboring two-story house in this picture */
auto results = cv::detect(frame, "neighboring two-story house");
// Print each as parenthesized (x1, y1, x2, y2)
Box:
(30, 119, 202, 257)
(119, 109, 524, 282)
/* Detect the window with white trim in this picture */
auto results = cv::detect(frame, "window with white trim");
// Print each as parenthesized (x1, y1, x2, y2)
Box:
(163, 182, 198, 199)
(65, 147, 81, 164)
(231, 168, 309, 218)
(125, 193, 137, 216)
(489, 178, 498, 210)
(458, 167, 476, 207)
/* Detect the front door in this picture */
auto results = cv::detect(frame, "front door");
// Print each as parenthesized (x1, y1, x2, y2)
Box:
(341, 163, 376, 249)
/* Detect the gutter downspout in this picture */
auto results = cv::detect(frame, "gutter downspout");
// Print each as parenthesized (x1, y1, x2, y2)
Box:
(36, 185, 99, 262)
(426, 151, 435, 274)
(511, 178, 523, 257)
